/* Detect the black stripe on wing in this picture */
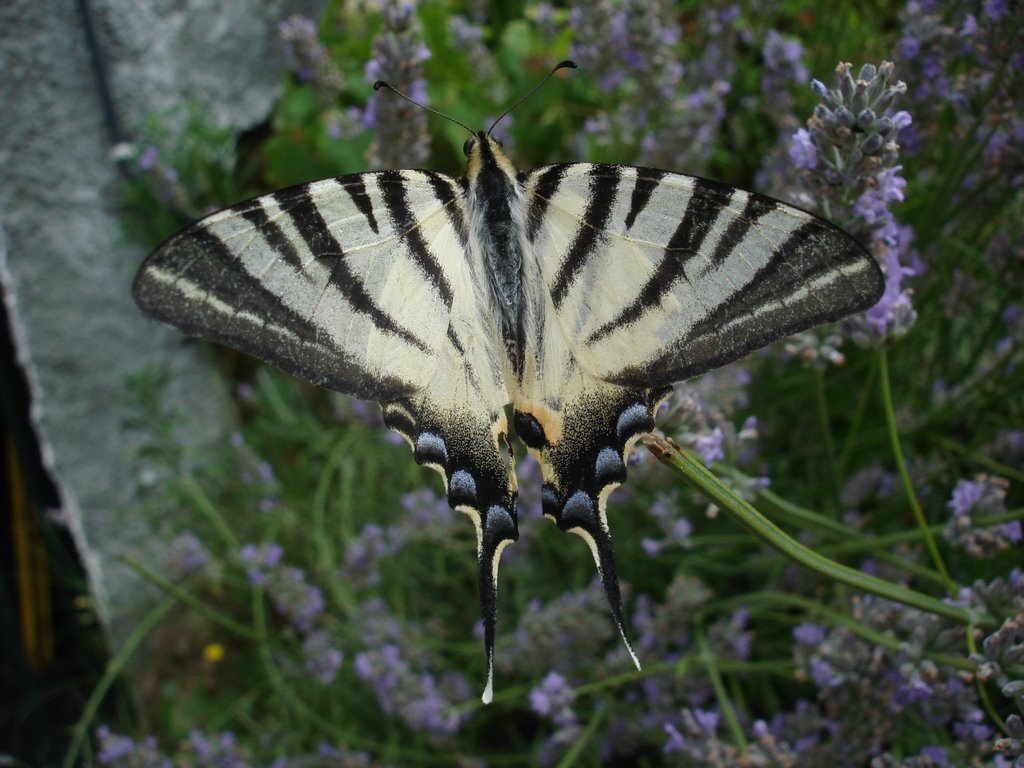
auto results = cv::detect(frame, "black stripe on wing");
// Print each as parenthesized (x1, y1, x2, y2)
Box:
(424, 171, 470, 254)
(587, 181, 780, 344)
(526, 164, 568, 242)
(550, 165, 623, 308)
(132, 224, 416, 400)
(623, 167, 666, 231)
(611, 218, 884, 387)
(344, 177, 380, 234)
(283, 187, 433, 356)
(380, 170, 455, 306)
(699, 191, 779, 276)
(238, 203, 304, 271)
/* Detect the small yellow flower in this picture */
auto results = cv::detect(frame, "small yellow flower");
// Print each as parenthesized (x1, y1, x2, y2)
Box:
(203, 643, 225, 663)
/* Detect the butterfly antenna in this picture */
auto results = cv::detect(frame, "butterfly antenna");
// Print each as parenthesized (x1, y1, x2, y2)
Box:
(372, 80, 476, 136)
(487, 59, 577, 137)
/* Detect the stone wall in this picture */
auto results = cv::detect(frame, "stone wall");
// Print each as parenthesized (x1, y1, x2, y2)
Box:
(0, 0, 325, 643)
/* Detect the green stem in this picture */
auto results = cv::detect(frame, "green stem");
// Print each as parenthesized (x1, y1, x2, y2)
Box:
(183, 473, 240, 551)
(644, 435, 989, 629)
(554, 705, 606, 768)
(120, 555, 257, 639)
(62, 596, 177, 768)
(837, 352, 879, 477)
(696, 624, 747, 751)
(821, 510, 1024, 557)
(813, 369, 842, 510)
(569, 657, 794, 701)
(877, 349, 955, 594)
(932, 435, 1024, 484)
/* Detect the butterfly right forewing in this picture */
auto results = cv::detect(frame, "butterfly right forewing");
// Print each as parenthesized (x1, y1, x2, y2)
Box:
(525, 163, 884, 389)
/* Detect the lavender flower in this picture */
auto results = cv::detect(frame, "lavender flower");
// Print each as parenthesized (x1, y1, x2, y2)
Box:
(278, 15, 344, 103)
(653, 366, 767, 508)
(166, 531, 212, 579)
(641, 492, 693, 556)
(184, 730, 249, 767)
(789, 128, 818, 170)
(791, 593, 996, 764)
(529, 671, 577, 728)
(569, 0, 733, 173)
(944, 475, 1020, 557)
(339, 523, 399, 589)
(497, 582, 617, 678)
(239, 543, 324, 632)
(95, 726, 170, 767)
(659, 708, 737, 763)
(794, 622, 828, 646)
(239, 542, 283, 585)
(994, 714, 1024, 765)
(303, 630, 344, 684)
(94, 724, 382, 768)
(761, 30, 809, 119)
(269, 567, 325, 632)
(351, 598, 470, 739)
(780, 328, 848, 369)
(796, 62, 910, 235)
(692, 426, 724, 467)
(365, 0, 431, 169)
(133, 144, 191, 213)
(232, 433, 280, 510)
(353, 645, 469, 737)
(790, 61, 918, 344)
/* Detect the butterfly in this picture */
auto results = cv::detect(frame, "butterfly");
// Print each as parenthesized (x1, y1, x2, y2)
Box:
(132, 61, 884, 703)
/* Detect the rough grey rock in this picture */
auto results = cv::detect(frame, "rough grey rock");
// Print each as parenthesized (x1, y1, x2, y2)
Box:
(0, 0, 325, 644)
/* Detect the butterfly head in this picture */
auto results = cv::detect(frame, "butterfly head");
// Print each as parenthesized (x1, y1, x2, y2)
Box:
(464, 131, 517, 186)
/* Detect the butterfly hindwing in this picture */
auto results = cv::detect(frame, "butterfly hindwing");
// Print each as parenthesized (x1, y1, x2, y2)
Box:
(524, 163, 885, 388)
(513, 378, 671, 668)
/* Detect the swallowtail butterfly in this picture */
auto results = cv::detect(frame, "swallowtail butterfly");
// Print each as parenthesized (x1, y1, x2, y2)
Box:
(132, 62, 884, 703)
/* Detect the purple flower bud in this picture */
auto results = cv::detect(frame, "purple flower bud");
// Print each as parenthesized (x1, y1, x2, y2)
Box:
(138, 145, 159, 171)
(789, 128, 818, 169)
(794, 623, 827, 646)
(948, 479, 986, 516)
(694, 426, 725, 466)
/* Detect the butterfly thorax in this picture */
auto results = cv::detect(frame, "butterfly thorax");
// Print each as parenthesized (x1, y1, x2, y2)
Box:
(466, 133, 530, 377)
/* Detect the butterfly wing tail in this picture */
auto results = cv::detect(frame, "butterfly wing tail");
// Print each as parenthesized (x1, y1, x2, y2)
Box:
(478, 502, 519, 704)
(382, 399, 518, 704)
(519, 384, 671, 670)
(552, 493, 641, 671)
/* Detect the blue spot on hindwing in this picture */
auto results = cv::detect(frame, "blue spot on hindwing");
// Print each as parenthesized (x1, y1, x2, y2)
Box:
(594, 446, 625, 485)
(615, 403, 653, 442)
(561, 491, 595, 529)
(414, 432, 448, 466)
(484, 505, 517, 540)
(448, 470, 477, 505)
(541, 484, 560, 517)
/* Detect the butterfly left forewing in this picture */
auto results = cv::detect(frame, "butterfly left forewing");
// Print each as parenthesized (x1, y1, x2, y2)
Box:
(134, 171, 463, 400)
